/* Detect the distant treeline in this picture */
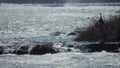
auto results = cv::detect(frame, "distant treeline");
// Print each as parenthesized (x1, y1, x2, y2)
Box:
(0, 0, 120, 4)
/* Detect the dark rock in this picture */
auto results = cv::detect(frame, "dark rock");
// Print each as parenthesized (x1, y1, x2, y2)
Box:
(67, 48, 72, 52)
(50, 31, 65, 36)
(83, 43, 120, 53)
(3, 44, 20, 54)
(30, 44, 57, 55)
(67, 32, 76, 36)
(15, 46, 29, 54)
(68, 45, 74, 48)
(0, 46, 3, 54)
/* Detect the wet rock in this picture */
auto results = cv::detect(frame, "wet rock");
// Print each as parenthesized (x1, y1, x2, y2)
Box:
(68, 45, 74, 48)
(3, 44, 20, 54)
(50, 31, 65, 36)
(67, 32, 77, 36)
(0, 46, 3, 54)
(83, 43, 120, 53)
(53, 43, 73, 52)
(29, 44, 57, 55)
(15, 46, 29, 54)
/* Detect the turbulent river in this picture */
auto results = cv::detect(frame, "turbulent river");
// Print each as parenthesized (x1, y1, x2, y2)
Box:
(0, 3, 120, 68)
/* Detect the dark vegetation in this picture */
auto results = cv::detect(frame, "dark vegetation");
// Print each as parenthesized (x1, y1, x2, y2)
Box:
(75, 14, 120, 42)
(72, 14, 120, 53)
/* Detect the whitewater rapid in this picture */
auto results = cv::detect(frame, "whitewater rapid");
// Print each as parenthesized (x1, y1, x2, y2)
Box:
(0, 3, 120, 68)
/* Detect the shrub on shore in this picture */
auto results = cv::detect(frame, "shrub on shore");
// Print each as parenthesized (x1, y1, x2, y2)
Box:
(75, 14, 120, 42)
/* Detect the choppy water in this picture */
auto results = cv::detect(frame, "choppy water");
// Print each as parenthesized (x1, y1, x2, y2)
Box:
(0, 3, 120, 68)
(0, 52, 120, 68)
(0, 3, 120, 38)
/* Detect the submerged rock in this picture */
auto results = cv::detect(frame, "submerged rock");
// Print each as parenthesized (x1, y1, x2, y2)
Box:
(50, 31, 65, 36)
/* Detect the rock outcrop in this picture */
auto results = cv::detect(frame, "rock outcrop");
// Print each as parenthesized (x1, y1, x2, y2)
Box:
(0, 41, 120, 55)
(0, 46, 3, 54)
(29, 44, 57, 55)
(15, 46, 29, 54)
(50, 31, 65, 36)
(81, 43, 120, 53)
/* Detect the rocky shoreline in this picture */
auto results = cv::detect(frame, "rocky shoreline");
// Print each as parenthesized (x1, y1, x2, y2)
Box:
(0, 41, 120, 55)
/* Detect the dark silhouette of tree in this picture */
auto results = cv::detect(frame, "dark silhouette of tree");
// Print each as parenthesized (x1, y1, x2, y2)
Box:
(74, 14, 120, 42)
(95, 13, 107, 43)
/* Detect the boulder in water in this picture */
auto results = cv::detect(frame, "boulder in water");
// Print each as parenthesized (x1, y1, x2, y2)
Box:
(15, 46, 29, 54)
(0, 46, 3, 54)
(53, 42, 73, 52)
(83, 43, 120, 53)
(67, 32, 77, 36)
(3, 43, 20, 54)
(29, 44, 57, 55)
